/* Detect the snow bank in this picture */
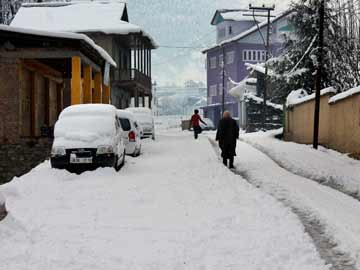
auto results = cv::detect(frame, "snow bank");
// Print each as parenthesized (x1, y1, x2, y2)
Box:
(286, 87, 336, 107)
(237, 132, 360, 268)
(241, 130, 360, 200)
(244, 93, 283, 110)
(0, 25, 116, 67)
(329, 86, 360, 104)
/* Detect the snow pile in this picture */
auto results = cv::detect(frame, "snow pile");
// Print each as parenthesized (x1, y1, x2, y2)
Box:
(54, 104, 117, 148)
(0, 25, 116, 67)
(286, 87, 336, 107)
(241, 129, 360, 200)
(0, 133, 327, 269)
(286, 89, 308, 107)
(244, 93, 283, 110)
(11, 1, 157, 47)
(329, 86, 360, 104)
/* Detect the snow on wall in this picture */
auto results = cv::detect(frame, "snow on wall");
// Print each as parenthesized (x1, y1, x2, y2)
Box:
(329, 86, 360, 104)
(244, 93, 283, 110)
(286, 87, 337, 108)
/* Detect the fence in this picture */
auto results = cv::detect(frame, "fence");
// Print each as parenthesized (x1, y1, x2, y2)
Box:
(284, 87, 360, 154)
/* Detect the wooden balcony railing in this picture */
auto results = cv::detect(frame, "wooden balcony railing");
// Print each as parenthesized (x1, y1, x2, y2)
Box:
(114, 69, 151, 90)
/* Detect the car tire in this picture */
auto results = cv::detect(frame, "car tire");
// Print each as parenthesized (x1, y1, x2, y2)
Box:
(114, 155, 121, 172)
(119, 151, 126, 168)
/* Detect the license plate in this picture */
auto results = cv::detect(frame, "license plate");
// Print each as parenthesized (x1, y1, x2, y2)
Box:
(70, 157, 93, 164)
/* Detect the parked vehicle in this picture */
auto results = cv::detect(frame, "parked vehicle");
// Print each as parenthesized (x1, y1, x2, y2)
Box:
(116, 110, 142, 156)
(125, 107, 155, 140)
(200, 118, 216, 131)
(51, 104, 126, 172)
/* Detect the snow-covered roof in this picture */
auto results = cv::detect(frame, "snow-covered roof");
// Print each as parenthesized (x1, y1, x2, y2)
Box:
(329, 86, 360, 104)
(229, 77, 257, 99)
(203, 10, 292, 53)
(11, 0, 157, 48)
(286, 87, 337, 108)
(0, 25, 116, 67)
(244, 93, 283, 110)
(211, 9, 260, 25)
(126, 107, 152, 115)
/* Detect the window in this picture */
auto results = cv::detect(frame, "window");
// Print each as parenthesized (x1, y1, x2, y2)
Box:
(219, 54, 224, 67)
(119, 118, 131, 131)
(226, 51, 235, 64)
(209, 85, 217, 97)
(242, 50, 267, 62)
(209, 57, 217, 69)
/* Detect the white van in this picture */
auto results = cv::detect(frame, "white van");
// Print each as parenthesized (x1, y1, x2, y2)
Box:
(125, 107, 155, 140)
(51, 104, 126, 172)
(116, 110, 142, 156)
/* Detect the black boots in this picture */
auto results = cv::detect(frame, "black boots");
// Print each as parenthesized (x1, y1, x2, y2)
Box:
(223, 157, 234, 169)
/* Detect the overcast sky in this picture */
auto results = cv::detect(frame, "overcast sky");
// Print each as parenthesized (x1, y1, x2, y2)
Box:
(127, 0, 292, 86)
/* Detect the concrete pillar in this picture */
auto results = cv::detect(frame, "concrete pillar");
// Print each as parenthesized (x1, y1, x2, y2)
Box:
(142, 94, 146, 107)
(71, 56, 82, 105)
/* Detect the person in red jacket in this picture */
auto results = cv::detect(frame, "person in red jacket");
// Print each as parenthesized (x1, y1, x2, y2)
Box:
(189, 109, 207, 139)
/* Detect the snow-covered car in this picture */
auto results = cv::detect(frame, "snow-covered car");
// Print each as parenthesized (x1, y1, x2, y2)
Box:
(51, 104, 126, 172)
(200, 118, 216, 131)
(125, 107, 155, 140)
(116, 110, 142, 156)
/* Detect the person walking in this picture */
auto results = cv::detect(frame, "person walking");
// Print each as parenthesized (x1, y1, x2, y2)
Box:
(216, 111, 239, 168)
(189, 109, 207, 139)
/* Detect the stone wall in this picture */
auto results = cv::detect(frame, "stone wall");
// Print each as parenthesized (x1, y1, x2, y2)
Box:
(0, 138, 52, 184)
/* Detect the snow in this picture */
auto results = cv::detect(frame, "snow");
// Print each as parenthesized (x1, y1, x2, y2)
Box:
(236, 131, 360, 268)
(286, 89, 308, 107)
(11, 1, 157, 48)
(54, 104, 117, 149)
(0, 25, 116, 67)
(0, 131, 327, 270)
(329, 85, 360, 104)
(116, 110, 136, 121)
(241, 129, 360, 201)
(0, 191, 4, 205)
(220, 10, 260, 22)
(244, 93, 283, 110)
(229, 77, 257, 99)
(286, 87, 337, 107)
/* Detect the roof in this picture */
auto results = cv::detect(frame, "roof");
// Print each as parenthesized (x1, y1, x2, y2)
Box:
(11, 0, 157, 48)
(203, 10, 293, 53)
(210, 9, 257, 25)
(0, 25, 116, 67)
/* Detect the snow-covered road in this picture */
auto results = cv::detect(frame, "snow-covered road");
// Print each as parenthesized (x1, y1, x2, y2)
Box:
(0, 132, 327, 270)
(235, 139, 360, 269)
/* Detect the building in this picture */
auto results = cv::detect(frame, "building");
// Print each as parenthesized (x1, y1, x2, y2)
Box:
(202, 9, 292, 126)
(0, 25, 116, 183)
(11, 0, 157, 109)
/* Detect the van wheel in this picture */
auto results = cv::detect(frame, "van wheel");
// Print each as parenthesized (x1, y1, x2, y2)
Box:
(119, 151, 126, 168)
(114, 155, 121, 172)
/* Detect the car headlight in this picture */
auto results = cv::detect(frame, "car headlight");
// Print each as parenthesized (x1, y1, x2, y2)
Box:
(51, 146, 66, 157)
(96, 145, 114, 155)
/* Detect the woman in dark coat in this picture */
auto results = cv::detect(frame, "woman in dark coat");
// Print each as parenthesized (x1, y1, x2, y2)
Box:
(216, 111, 239, 168)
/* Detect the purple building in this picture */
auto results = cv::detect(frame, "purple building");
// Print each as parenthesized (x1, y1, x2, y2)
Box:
(202, 9, 293, 126)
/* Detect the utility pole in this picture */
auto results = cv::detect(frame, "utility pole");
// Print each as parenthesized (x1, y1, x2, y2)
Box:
(221, 46, 225, 115)
(246, 4, 275, 130)
(313, 0, 325, 149)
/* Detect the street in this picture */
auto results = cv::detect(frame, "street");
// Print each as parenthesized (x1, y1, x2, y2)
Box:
(1, 130, 329, 270)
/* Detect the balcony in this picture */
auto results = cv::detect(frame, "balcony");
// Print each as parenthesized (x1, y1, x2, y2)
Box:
(112, 69, 152, 94)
